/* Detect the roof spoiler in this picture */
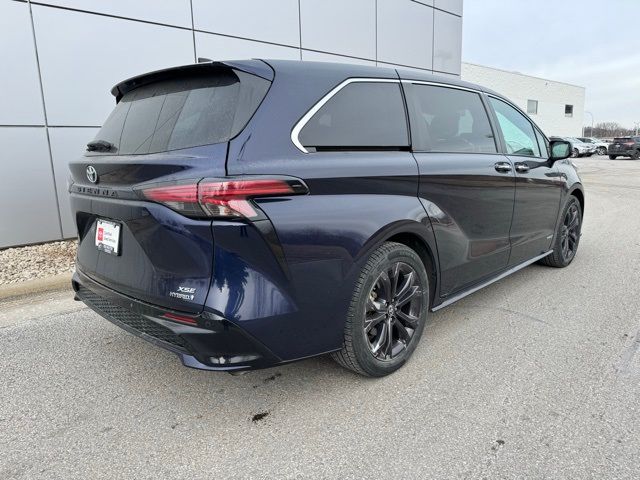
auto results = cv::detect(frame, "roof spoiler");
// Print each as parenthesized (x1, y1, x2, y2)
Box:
(110, 59, 274, 102)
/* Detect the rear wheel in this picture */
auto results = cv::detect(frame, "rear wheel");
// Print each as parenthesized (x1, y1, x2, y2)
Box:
(332, 242, 429, 377)
(540, 196, 582, 268)
(571, 148, 579, 158)
(597, 146, 607, 155)
(609, 155, 617, 160)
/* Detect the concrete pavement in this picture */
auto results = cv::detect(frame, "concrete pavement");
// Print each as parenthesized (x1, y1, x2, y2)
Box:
(1, 156, 640, 479)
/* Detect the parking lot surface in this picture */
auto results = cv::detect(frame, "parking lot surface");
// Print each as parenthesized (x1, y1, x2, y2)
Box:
(2, 156, 640, 479)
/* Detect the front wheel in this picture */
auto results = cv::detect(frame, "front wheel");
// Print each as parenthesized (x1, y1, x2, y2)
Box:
(571, 148, 579, 158)
(631, 150, 640, 160)
(332, 242, 429, 377)
(597, 147, 607, 155)
(540, 196, 582, 268)
(609, 155, 617, 160)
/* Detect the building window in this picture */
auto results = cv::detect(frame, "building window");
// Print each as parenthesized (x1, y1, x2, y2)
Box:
(527, 99, 538, 115)
(565, 104, 574, 117)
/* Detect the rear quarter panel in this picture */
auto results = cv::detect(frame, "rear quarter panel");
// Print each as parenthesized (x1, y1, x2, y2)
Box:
(212, 151, 438, 360)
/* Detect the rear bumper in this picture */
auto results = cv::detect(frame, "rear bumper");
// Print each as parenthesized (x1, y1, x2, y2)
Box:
(608, 149, 634, 155)
(72, 269, 282, 372)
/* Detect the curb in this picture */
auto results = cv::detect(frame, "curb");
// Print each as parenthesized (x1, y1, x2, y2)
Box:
(0, 272, 73, 301)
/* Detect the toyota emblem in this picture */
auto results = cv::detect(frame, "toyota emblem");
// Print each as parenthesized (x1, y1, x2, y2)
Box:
(86, 165, 98, 184)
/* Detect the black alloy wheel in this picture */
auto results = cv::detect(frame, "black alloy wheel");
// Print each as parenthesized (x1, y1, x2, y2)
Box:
(539, 196, 582, 268)
(365, 262, 422, 360)
(332, 242, 429, 376)
(560, 202, 580, 262)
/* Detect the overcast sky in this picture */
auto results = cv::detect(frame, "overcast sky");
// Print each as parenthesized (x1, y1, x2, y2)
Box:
(462, 0, 640, 129)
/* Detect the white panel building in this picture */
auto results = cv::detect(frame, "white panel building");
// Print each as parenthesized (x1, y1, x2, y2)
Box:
(0, 0, 464, 248)
(462, 62, 585, 137)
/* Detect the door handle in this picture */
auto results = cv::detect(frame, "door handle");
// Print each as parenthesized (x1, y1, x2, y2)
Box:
(515, 163, 530, 173)
(494, 161, 512, 173)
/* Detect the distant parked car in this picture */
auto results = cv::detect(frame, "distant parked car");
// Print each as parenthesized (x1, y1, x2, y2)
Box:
(550, 136, 594, 157)
(578, 137, 609, 156)
(608, 136, 640, 160)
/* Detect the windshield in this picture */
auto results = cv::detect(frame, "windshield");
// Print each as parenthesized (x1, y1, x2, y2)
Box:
(89, 68, 270, 155)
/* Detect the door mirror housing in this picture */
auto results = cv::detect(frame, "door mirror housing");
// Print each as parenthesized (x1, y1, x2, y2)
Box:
(549, 140, 571, 162)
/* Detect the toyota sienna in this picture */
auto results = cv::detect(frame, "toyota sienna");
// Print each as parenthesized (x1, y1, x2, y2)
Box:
(70, 60, 583, 377)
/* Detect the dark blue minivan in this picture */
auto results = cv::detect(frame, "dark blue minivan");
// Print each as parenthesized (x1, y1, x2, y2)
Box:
(70, 60, 583, 376)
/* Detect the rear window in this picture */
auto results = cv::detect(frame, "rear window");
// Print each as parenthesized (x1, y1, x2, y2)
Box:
(91, 68, 270, 155)
(298, 82, 409, 150)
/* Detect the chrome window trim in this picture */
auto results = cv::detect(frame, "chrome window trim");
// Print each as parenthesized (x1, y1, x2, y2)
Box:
(290, 77, 400, 154)
(400, 79, 482, 94)
(487, 93, 530, 119)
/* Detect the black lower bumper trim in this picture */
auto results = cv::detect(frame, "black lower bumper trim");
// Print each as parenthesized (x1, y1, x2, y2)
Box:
(73, 270, 282, 371)
(77, 285, 190, 352)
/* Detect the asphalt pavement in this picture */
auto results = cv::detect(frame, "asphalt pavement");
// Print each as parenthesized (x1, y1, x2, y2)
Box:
(1, 156, 640, 479)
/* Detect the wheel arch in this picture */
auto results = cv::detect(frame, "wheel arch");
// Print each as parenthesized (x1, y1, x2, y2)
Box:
(569, 185, 585, 216)
(386, 231, 438, 306)
(352, 218, 440, 307)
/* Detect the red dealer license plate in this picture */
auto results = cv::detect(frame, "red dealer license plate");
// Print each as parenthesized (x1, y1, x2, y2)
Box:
(95, 219, 121, 256)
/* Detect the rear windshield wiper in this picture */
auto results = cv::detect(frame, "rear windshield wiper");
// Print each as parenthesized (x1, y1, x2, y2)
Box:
(86, 139, 115, 152)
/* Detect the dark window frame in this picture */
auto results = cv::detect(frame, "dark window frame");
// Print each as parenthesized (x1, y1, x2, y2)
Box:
(534, 127, 550, 159)
(565, 104, 574, 117)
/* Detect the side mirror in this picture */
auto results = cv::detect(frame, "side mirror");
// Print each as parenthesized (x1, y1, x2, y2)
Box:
(549, 140, 571, 162)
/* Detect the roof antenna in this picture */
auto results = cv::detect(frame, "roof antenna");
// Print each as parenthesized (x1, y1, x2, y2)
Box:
(197, 57, 212, 63)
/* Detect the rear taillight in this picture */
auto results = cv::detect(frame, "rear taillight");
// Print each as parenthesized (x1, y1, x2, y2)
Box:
(140, 177, 308, 219)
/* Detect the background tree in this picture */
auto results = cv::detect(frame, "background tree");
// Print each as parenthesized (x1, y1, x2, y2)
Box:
(584, 122, 634, 138)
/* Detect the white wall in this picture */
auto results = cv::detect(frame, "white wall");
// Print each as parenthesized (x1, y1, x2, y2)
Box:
(461, 62, 585, 137)
(0, 0, 464, 248)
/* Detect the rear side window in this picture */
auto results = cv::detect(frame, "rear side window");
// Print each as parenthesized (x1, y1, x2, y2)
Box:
(298, 82, 409, 150)
(404, 84, 497, 153)
(92, 68, 270, 155)
(489, 97, 541, 157)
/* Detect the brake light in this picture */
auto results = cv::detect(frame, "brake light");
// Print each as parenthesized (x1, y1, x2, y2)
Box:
(140, 177, 308, 219)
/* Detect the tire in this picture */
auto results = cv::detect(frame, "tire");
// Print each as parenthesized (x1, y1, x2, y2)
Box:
(331, 242, 429, 377)
(539, 196, 582, 268)
(570, 148, 579, 158)
(609, 155, 617, 160)
(597, 147, 607, 155)
(631, 150, 640, 160)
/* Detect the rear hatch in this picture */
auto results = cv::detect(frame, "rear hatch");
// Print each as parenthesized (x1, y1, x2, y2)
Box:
(69, 62, 271, 313)
(610, 137, 632, 153)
